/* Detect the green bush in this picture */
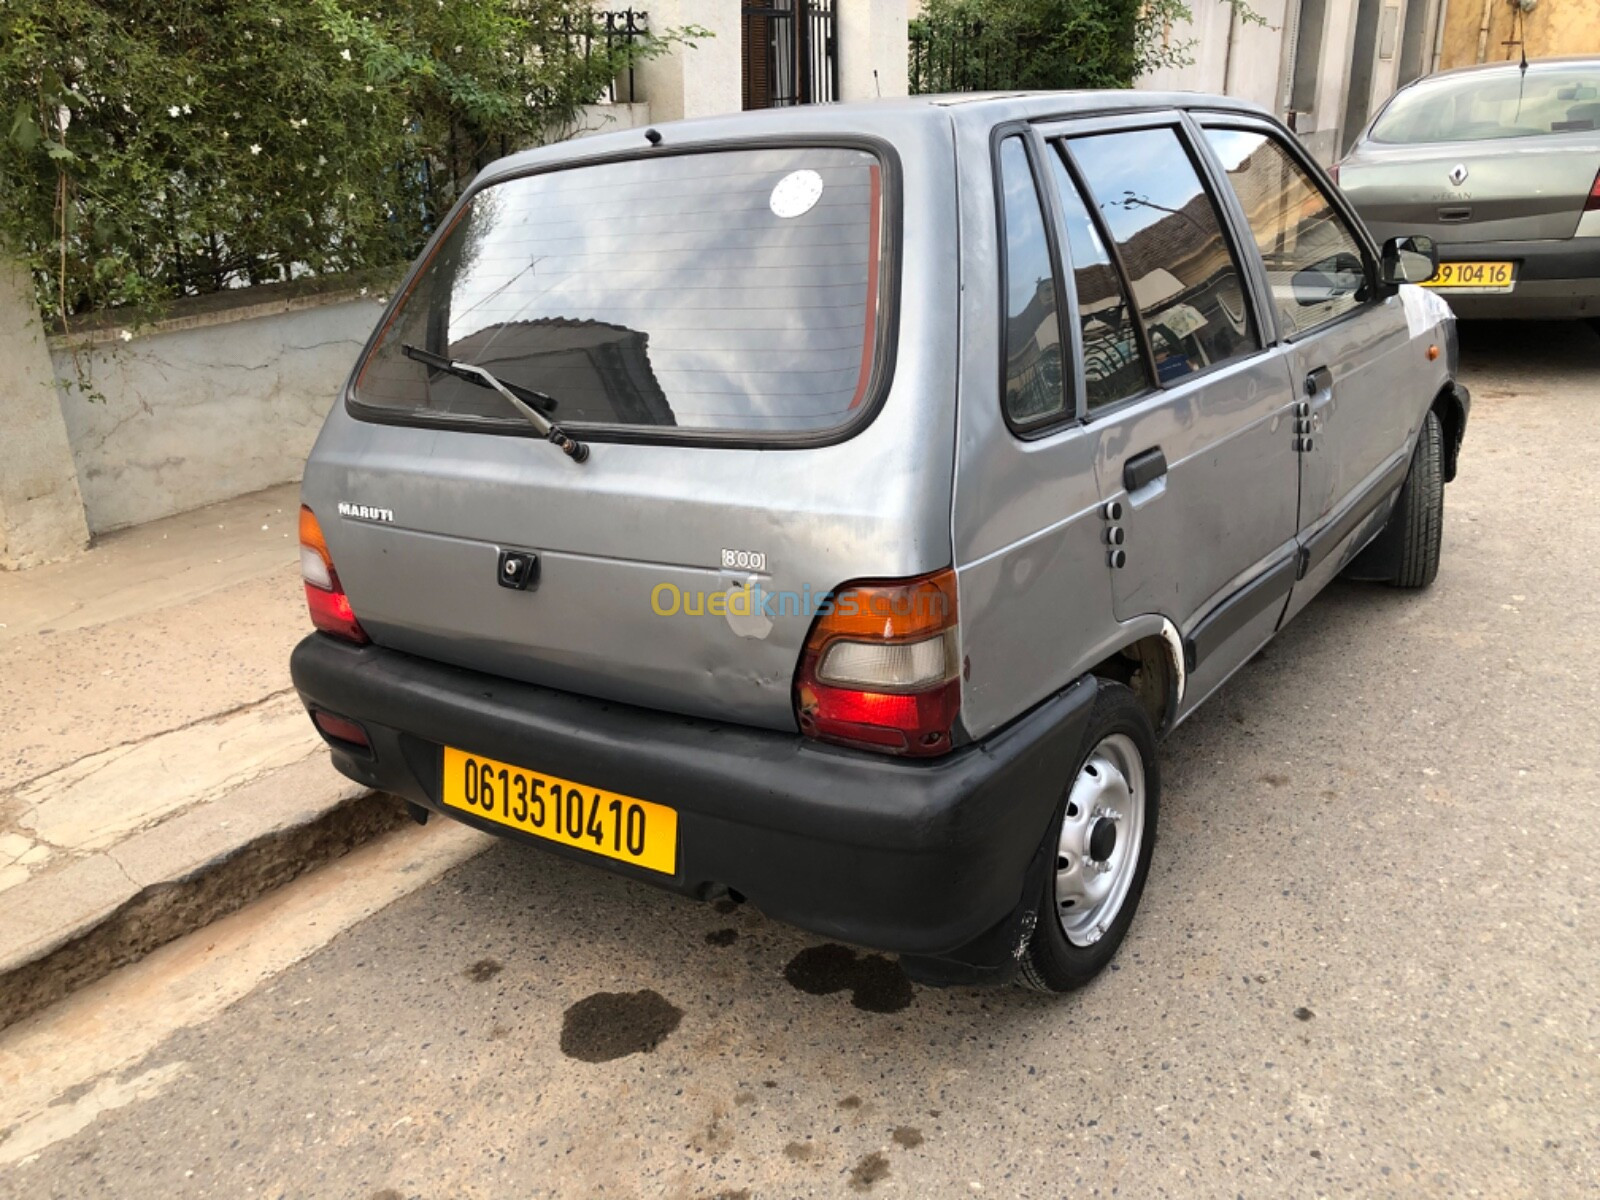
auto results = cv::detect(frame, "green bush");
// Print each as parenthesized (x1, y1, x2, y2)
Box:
(909, 0, 1259, 94)
(0, 0, 685, 327)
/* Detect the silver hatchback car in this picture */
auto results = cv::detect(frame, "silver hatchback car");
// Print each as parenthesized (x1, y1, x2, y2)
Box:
(291, 93, 1469, 992)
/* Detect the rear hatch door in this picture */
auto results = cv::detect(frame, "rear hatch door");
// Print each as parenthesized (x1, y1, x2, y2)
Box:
(304, 133, 957, 733)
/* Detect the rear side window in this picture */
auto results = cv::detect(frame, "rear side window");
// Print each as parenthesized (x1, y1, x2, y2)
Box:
(1204, 129, 1370, 338)
(997, 137, 1068, 427)
(1045, 148, 1149, 412)
(1066, 128, 1257, 384)
(353, 146, 887, 438)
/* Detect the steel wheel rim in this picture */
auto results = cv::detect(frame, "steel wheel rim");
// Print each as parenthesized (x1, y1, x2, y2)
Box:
(1053, 733, 1146, 947)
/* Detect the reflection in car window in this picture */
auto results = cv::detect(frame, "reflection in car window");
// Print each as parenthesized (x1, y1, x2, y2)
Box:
(1067, 128, 1257, 385)
(998, 137, 1068, 426)
(1045, 148, 1149, 411)
(353, 146, 884, 437)
(1370, 67, 1600, 143)
(1205, 129, 1369, 337)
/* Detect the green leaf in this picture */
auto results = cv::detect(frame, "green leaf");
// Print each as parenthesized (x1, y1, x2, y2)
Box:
(9, 104, 40, 150)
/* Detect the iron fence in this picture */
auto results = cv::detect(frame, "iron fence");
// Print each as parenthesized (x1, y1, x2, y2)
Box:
(565, 8, 650, 104)
(908, 19, 1009, 95)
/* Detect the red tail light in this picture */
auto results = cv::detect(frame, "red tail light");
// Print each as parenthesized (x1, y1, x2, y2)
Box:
(794, 569, 960, 757)
(299, 506, 369, 644)
(1586, 168, 1600, 212)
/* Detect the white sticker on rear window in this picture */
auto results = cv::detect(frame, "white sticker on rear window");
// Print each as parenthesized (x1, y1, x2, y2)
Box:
(770, 169, 824, 219)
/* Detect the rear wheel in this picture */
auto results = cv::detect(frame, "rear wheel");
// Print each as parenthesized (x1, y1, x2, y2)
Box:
(1388, 409, 1445, 589)
(1019, 682, 1159, 993)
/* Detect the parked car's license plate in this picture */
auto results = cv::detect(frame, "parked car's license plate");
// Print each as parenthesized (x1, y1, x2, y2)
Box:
(1424, 261, 1515, 291)
(441, 747, 677, 874)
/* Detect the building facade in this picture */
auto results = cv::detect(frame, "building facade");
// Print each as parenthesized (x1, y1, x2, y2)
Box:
(1143, 0, 1600, 166)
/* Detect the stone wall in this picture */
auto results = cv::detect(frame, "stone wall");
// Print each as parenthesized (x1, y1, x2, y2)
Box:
(49, 287, 386, 536)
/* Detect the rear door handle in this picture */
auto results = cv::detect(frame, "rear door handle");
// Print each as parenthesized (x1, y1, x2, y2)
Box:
(1123, 447, 1167, 493)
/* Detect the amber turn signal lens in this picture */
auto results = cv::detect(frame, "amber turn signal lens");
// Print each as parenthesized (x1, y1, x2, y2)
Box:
(1427, 344, 1440, 361)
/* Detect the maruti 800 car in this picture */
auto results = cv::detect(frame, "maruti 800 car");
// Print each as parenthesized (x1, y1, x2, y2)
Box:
(290, 93, 1469, 991)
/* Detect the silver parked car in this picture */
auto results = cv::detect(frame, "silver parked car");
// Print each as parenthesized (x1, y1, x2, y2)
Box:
(290, 93, 1469, 991)
(1336, 57, 1600, 321)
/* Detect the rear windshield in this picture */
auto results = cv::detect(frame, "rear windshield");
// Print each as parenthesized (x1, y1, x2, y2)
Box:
(352, 146, 887, 439)
(1370, 67, 1600, 144)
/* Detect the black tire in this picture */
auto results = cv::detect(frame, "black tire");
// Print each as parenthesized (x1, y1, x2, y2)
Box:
(1019, 682, 1159, 994)
(1389, 408, 1444, 589)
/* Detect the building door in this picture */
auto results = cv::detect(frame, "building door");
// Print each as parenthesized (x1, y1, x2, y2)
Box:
(741, 1, 838, 110)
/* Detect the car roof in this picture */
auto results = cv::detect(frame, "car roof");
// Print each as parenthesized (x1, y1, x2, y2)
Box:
(1414, 54, 1600, 82)
(475, 91, 1272, 186)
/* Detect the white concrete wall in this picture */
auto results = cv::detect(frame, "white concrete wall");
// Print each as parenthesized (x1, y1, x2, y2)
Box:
(633, 0, 743, 122)
(635, 0, 908, 119)
(838, 0, 910, 102)
(50, 294, 385, 535)
(1141, 0, 1292, 112)
(1137, 0, 1436, 165)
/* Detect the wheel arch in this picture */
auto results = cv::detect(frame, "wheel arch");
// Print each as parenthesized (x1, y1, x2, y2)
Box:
(1433, 382, 1467, 483)
(1083, 619, 1184, 737)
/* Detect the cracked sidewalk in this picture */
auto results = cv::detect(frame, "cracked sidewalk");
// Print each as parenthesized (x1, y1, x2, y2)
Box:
(0, 482, 405, 1027)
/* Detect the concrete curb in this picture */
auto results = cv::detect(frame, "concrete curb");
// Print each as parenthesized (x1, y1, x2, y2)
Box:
(0, 758, 409, 1031)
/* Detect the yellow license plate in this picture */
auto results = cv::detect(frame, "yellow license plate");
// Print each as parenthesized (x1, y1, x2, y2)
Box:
(441, 746, 677, 874)
(1423, 260, 1515, 291)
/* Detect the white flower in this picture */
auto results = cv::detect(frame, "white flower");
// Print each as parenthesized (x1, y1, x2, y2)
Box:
(453, 45, 463, 54)
(317, 155, 327, 166)
(250, 143, 262, 155)
(348, 192, 356, 200)
(119, 329, 133, 343)
(364, 85, 374, 93)
(341, 48, 352, 62)
(169, 105, 180, 117)
(182, 104, 191, 115)
(221, 130, 229, 139)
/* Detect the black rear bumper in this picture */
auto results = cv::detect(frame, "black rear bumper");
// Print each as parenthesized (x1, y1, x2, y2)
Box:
(290, 635, 1097, 984)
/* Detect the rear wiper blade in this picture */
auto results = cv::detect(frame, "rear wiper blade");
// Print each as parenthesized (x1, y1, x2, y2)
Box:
(402, 344, 588, 463)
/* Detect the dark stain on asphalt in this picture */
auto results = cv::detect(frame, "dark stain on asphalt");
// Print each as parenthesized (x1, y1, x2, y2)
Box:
(714, 897, 741, 914)
(892, 1125, 924, 1149)
(368, 1191, 404, 1200)
(849, 1150, 891, 1190)
(465, 958, 503, 983)
(839, 1094, 863, 1110)
(1294, 1006, 1315, 1021)
(784, 944, 914, 1013)
(1260, 773, 1290, 787)
(711, 1191, 750, 1200)
(785, 1140, 815, 1161)
(705, 927, 738, 947)
(559, 989, 683, 1062)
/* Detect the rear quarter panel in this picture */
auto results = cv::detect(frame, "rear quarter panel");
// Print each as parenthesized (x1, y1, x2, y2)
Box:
(948, 115, 1121, 742)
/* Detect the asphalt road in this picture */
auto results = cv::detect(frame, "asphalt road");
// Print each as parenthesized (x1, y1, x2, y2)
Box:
(5, 321, 1598, 1200)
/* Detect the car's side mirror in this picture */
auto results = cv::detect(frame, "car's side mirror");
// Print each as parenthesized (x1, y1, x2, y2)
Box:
(1381, 235, 1439, 286)
(1292, 251, 1367, 307)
